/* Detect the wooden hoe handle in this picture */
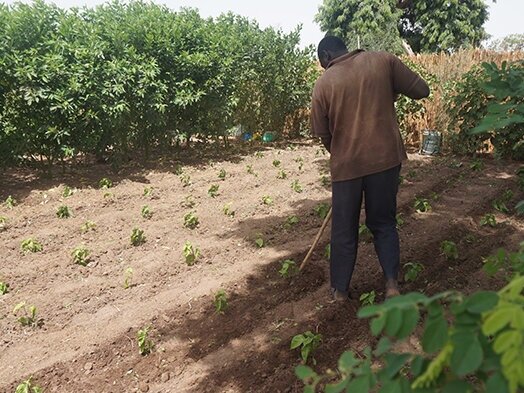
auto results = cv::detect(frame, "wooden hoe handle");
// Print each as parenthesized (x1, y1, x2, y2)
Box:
(299, 207, 332, 271)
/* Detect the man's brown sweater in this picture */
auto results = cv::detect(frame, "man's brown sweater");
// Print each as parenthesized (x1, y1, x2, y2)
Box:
(311, 50, 430, 182)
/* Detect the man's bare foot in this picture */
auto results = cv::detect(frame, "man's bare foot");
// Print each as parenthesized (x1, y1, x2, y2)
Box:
(385, 279, 400, 298)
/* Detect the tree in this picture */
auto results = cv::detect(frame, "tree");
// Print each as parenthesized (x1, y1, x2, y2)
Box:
(315, 0, 489, 53)
(487, 34, 524, 52)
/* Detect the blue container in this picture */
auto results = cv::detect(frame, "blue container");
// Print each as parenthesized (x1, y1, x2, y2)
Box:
(420, 130, 441, 155)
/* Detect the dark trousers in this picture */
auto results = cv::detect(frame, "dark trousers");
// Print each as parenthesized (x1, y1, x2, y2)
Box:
(330, 165, 401, 293)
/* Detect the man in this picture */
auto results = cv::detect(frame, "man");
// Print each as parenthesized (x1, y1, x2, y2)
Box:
(310, 36, 429, 301)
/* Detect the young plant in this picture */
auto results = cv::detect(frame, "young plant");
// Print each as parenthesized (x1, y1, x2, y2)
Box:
(218, 169, 227, 180)
(277, 169, 288, 179)
(398, 175, 405, 185)
(21, 238, 43, 254)
(62, 186, 74, 197)
(254, 151, 264, 158)
(480, 213, 497, 227)
(183, 212, 199, 229)
(0, 281, 9, 295)
(223, 203, 235, 217)
(246, 164, 257, 176)
(407, 170, 417, 179)
(295, 157, 304, 171)
(123, 267, 134, 289)
(182, 196, 196, 208)
(272, 159, 281, 168)
(143, 187, 154, 198)
(290, 331, 322, 364)
(325, 244, 331, 260)
(284, 215, 299, 229)
(13, 302, 39, 327)
(103, 192, 114, 200)
(359, 290, 376, 306)
(183, 241, 200, 266)
(174, 164, 184, 175)
(493, 199, 510, 214)
(141, 205, 153, 219)
(137, 326, 154, 356)
(314, 203, 330, 219)
(403, 262, 424, 282)
(441, 240, 458, 260)
(208, 184, 220, 198)
(414, 197, 432, 213)
(130, 228, 146, 246)
(396, 213, 405, 228)
(81, 220, 96, 233)
(56, 205, 71, 219)
(0, 216, 7, 231)
(279, 259, 298, 278)
(320, 176, 330, 187)
(470, 159, 484, 171)
(291, 180, 303, 193)
(5, 195, 16, 209)
(98, 177, 113, 189)
(15, 377, 43, 393)
(180, 173, 191, 187)
(214, 289, 228, 314)
(358, 224, 373, 242)
(262, 195, 273, 205)
(71, 246, 90, 266)
(255, 233, 265, 248)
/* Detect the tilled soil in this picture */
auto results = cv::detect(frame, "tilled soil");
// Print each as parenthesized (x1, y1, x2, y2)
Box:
(0, 142, 522, 393)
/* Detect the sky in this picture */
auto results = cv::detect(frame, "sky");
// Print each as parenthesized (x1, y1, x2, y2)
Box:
(2, 0, 523, 48)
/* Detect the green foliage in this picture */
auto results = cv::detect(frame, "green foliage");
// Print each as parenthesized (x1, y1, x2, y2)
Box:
(272, 159, 281, 168)
(359, 290, 376, 306)
(262, 195, 273, 206)
(81, 220, 96, 233)
(56, 205, 71, 219)
(396, 213, 405, 228)
(483, 243, 524, 278)
(180, 174, 191, 187)
(141, 205, 153, 219)
(291, 179, 303, 193)
(403, 262, 424, 282)
(21, 238, 43, 253)
(62, 185, 74, 197)
(123, 267, 134, 289)
(414, 197, 431, 213)
(223, 203, 235, 217)
(488, 33, 524, 52)
(214, 289, 228, 314)
(279, 259, 298, 278)
(470, 159, 484, 171)
(290, 331, 322, 365)
(480, 213, 497, 228)
(183, 212, 199, 229)
(0, 215, 7, 231)
(295, 157, 304, 171)
(246, 165, 257, 177)
(208, 184, 220, 198)
(255, 234, 265, 248)
(218, 169, 227, 180)
(325, 244, 331, 260)
(143, 187, 154, 198)
(137, 326, 154, 356)
(71, 246, 90, 266)
(130, 228, 146, 246)
(0, 281, 9, 295)
(284, 215, 299, 230)
(15, 377, 43, 393)
(98, 178, 113, 189)
(441, 240, 459, 260)
(314, 203, 330, 219)
(320, 175, 330, 187)
(5, 195, 16, 208)
(13, 302, 39, 327)
(183, 241, 200, 266)
(358, 224, 373, 242)
(277, 169, 288, 179)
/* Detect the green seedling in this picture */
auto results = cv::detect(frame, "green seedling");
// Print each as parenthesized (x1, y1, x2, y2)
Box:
(320, 176, 330, 186)
(130, 228, 146, 246)
(141, 205, 153, 219)
(407, 170, 417, 179)
(21, 238, 43, 254)
(470, 159, 484, 171)
(137, 326, 154, 356)
(272, 159, 281, 168)
(290, 331, 322, 365)
(325, 244, 331, 260)
(223, 203, 235, 217)
(56, 205, 71, 219)
(218, 169, 227, 180)
(123, 267, 134, 289)
(359, 290, 376, 306)
(246, 165, 257, 176)
(0, 282, 9, 295)
(493, 199, 510, 214)
(295, 157, 304, 170)
(174, 164, 184, 175)
(254, 151, 264, 158)
(62, 186, 74, 198)
(480, 213, 497, 227)
(0, 216, 7, 231)
(214, 289, 228, 314)
(441, 240, 458, 260)
(5, 195, 16, 209)
(414, 197, 431, 213)
(208, 184, 220, 198)
(183, 241, 200, 266)
(398, 175, 405, 185)
(183, 212, 199, 229)
(277, 169, 288, 179)
(262, 195, 273, 205)
(314, 203, 330, 219)
(180, 173, 191, 187)
(255, 234, 265, 248)
(403, 262, 424, 282)
(502, 189, 514, 202)
(71, 246, 90, 266)
(430, 191, 440, 201)
(315, 147, 327, 156)
(284, 215, 299, 229)
(279, 259, 298, 278)
(81, 220, 96, 233)
(15, 377, 43, 393)
(13, 302, 39, 327)
(358, 224, 373, 242)
(99, 177, 113, 189)
(291, 180, 303, 193)
(396, 213, 405, 228)
(143, 187, 154, 198)
(182, 196, 196, 208)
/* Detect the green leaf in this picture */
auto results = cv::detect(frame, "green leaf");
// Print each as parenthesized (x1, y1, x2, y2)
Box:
(422, 315, 448, 353)
(385, 307, 402, 337)
(442, 380, 472, 393)
(290, 335, 304, 349)
(384, 353, 411, 379)
(346, 375, 370, 392)
(486, 372, 509, 393)
(493, 330, 521, 354)
(464, 291, 498, 314)
(396, 306, 420, 340)
(483, 307, 513, 335)
(357, 304, 381, 318)
(450, 333, 483, 376)
(326, 380, 349, 393)
(379, 379, 402, 393)
(371, 313, 387, 336)
(411, 355, 425, 377)
(338, 351, 360, 372)
(295, 365, 315, 380)
(374, 337, 392, 357)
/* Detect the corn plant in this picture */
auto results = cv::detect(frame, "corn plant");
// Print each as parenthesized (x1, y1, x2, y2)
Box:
(403, 262, 424, 282)
(15, 377, 42, 393)
(218, 169, 227, 180)
(62, 186, 74, 197)
(208, 184, 220, 198)
(56, 205, 71, 219)
(72, 246, 90, 266)
(0, 282, 9, 295)
(214, 289, 228, 314)
(291, 180, 303, 193)
(480, 213, 497, 227)
(123, 267, 134, 289)
(183, 212, 199, 229)
(130, 228, 146, 246)
(272, 159, 281, 168)
(141, 205, 153, 219)
(414, 197, 432, 213)
(5, 195, 16, 209)
(290, 331, 322, 364)
(255, 233, 265, 248)
(21, 238, 43, 254)
(99, 177, 113, 189)
(262, 195, 273, 205)
(13, 302, 39, 327)
(277, 169, 288, 179)
(137, 326, 154, 356)
(81, 220, 96, 233)
(279, 259, 298, 278)
(284, 215, 299, 229)
(441, 240, 458, 260)
(359, 290, 376, 306)
(223, 203, 235, 217)
(314, 203, 330, 219)
(180, 173, 191, 187)
(183, 241, 200, 266)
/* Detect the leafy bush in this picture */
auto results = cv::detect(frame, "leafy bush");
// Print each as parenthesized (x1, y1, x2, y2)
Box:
(71, 246, 90, 266)
(137, 326, 154, 356)
(15, 377, 42, 393)
(183, 212, 199, 229)
(291, 331, 322, 365)
(21, 238, 43, 253)
(130, 228, 146, 246)
(183, 241, 200, 266)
